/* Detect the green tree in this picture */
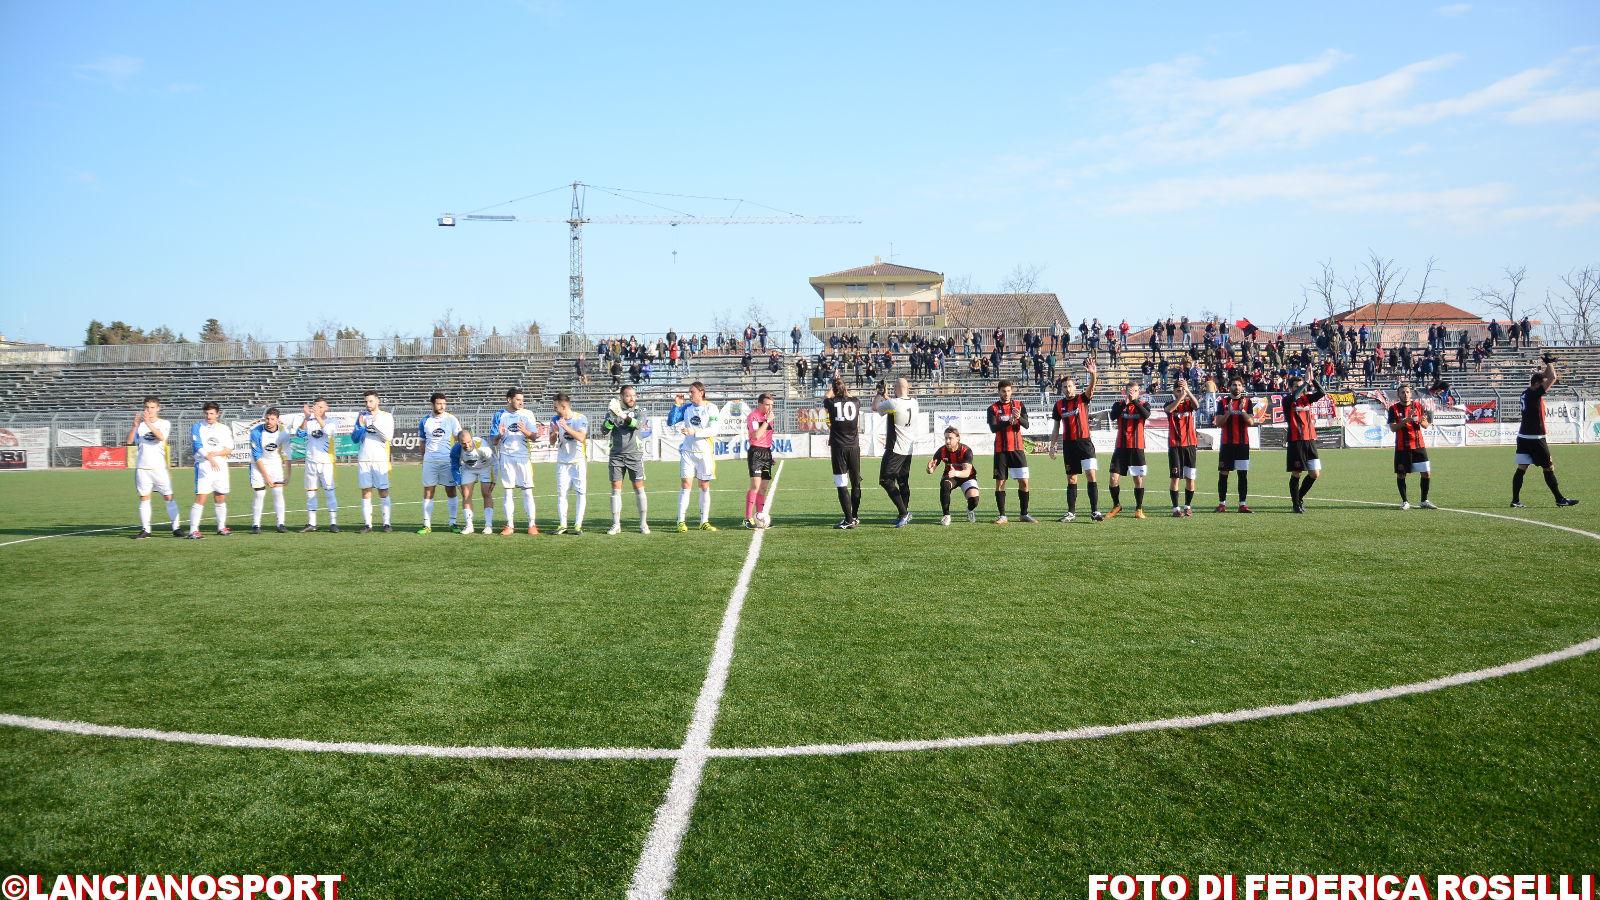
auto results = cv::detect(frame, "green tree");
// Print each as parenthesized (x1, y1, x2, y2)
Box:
(84, 320, 106, 346)
(199, 319, 228, 343)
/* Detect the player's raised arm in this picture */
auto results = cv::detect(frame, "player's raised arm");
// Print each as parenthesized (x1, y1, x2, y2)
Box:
(1083, 359, 1098, 400)
(1537, 357, 1558, 391)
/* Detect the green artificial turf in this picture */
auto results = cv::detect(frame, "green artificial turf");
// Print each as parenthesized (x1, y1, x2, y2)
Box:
(1, 447, 1596, 896)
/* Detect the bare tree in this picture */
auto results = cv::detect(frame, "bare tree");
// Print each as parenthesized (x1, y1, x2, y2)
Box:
(1472, 265, 1528, 324)
(1544, 264, 1599, 345)
(1363, 251, 1407, 332)
(943, 274, 978, 331)
(1000, 262, 1049, 330)
(1304, 258, 1338, 320)
(1338, 268, 1366, 316)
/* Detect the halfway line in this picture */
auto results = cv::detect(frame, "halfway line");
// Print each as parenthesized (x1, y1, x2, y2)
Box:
(626, 461, 784, 900)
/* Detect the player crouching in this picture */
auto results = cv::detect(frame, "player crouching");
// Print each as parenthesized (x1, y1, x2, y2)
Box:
(927, 427, 981, 525)
(453, 428, 496, 533)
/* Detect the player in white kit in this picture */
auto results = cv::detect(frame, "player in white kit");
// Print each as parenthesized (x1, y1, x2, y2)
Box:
(453, 428, 496, 533)
(491, 387, 538, 535)
(297, 397, 340, 532)
(417, 392, 464, 533)
(127, 396, 182, 539)
(188, 401, 235, 539)
(351, 390, 394, 533)
(669, 381, 720, 532)
(550, 393, 589, 534)
(248, 407, 291, 533)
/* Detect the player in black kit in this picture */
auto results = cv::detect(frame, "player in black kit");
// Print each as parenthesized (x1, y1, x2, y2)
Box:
(823, 378, 864, 528)
(1510, 357, 1579, 508)
(927, 426, 981, 525)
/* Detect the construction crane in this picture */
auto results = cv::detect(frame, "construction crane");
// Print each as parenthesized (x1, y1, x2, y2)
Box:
(438, 182, 859, 338)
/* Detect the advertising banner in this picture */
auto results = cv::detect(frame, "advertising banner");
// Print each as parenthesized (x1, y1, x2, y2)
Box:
(0, 427, 50, 470)
(1466, 401, 1496, 423)
(82, 446, 127, 469)
(56, 428, 103, 448)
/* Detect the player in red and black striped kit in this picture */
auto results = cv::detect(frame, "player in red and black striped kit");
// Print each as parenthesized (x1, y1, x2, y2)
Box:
(1214, 375, 1254, 513)
(1387, 382, 1437, 510)
(1048, 359, 1104, 522)
(987, 380, 1035, 523)
(1284, 374, 1326, 514)
(1164, 378, 1199, 516)
(1511, 357, 1579, 508)
(926, 426, 982, 525)
(1107, 382, 1151, 518)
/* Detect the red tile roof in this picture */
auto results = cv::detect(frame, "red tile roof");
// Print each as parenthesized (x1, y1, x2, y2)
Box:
(814, 262, 942, 279)
(1329, 302, 1486, 325)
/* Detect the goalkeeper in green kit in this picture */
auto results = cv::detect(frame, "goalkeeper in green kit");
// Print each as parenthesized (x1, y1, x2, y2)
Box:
(604, 384, 650, 534)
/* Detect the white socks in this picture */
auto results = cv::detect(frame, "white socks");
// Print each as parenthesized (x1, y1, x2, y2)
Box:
(503, 489, 516, 528)
(422, 498, 433, 527)
(189, 503, 203, 533)
(362, 497, 372, 527)
(272, 487, 285, 525)
(558, 492, 568, 528)
(215, 502, 227, 529)
(637, 488, 648, 522)
(139, 499, 152, 531)
(166, 499, 180, 529)
(382, 496, 391, 525)
(611, 489, 622, 526)
(447, 495, 458, 525)
(483, 505, 494, 530)
(253, 490, 265, 526)
(522, 488, 535, 527)
(678, 488, 691, 522)
(306, 491, 318, 527)
(699, 488, 711, 525)
(325, 488, 337, 523)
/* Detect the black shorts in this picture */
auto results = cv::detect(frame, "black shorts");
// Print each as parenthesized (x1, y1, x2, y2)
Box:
(1285, 439, 1321, 472)
(1110, 447, 1147, 475)
(1514, 437, 1552, 468)
(993, 449, 1029, 480)
(1218, 443, 1251, 471)
(1167, 445, 1197, 476)
(1062, 438, 1097, 475)
(830, 441, 862, 480)
(880, 452, 911, 481)
(942, 476, 980, 494)
(747, 447, 774, 479)
(1394, 448, 1430, 473)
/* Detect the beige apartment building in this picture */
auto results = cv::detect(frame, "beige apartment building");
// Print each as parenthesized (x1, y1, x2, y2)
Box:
(808, 258, 946, 333)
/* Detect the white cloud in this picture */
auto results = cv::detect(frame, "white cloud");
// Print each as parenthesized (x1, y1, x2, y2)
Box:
(1324, 183, 1512, 215)
(1108, 171, 1391, 212)
(72, 55, 143, 89)
(1501, 200, 1600, 226)
(1436, 4, 1471, 16)
(1507, 88, 1600, 122)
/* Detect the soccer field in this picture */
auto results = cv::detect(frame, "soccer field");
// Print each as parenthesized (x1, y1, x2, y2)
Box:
(2, 446, 1597, 898)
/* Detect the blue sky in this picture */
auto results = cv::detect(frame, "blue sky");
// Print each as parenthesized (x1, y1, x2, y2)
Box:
(2, 0, 1596, 346)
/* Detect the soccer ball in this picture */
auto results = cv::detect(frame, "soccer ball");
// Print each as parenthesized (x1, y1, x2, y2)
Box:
(755, 511, 771, 528)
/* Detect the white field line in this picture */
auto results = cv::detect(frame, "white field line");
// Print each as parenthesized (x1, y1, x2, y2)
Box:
(0, 492, 1594, 770)
(0, 714, 677, 759)
(626, 460, 784, 900)
(0, 485, 835, 549)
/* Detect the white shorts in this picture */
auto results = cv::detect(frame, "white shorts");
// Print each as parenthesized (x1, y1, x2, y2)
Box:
(358, 460, 391, 490)
(1122, 466, 1149, 477)
(1409, 460, 1431, 474)
(250, 460, 285, 489)
(1181, 467, 1197, 479)
(460, 465, 496, 485)
(497, 458, 534, 489)
(557, 461, 587, 494)
(135, 468, 173, 497)
(679, 449, 715, 482)
(195, 465, 231, 495)
(302, 460, 336, 490)
(1306, 459, 1323, 472)
(422, 459, 456, 487)
(1008, 466, 1031, 479)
